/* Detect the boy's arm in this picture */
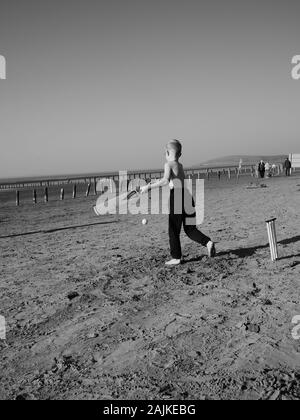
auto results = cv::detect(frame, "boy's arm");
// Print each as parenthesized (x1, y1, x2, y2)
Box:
(141, 163, 171, 193)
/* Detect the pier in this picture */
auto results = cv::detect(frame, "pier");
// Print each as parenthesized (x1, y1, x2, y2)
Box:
(0, 164, 264, 191)
(0, 161, 291, 206)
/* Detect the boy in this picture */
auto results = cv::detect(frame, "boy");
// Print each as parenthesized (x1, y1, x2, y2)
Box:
(140, 139, 216, 266)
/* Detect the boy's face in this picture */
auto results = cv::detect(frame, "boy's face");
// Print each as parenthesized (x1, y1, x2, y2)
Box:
(165, 148, 176, 162)
(165, 145, 181, 162)
(165, 148, 171, 162)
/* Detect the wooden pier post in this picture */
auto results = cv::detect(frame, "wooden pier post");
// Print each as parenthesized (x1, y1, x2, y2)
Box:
(33, 189, 37, 204)
(72, 185, 77, 199)
(93, 178, 97, 195)
(44, 187, 48, 203)
(16, 190, 19, 206)
(60, 188, 64, 200)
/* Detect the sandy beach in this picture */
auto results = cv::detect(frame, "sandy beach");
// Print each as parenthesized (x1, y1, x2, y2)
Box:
(0, 174, 300, 400)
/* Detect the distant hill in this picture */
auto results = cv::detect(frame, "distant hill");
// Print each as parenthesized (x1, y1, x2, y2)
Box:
(194, 155, 287, 168)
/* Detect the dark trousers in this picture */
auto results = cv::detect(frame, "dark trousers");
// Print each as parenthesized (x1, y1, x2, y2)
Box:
(168, 189, 210, 259)
(285, 168, 291, 176)
(259, 170, 265, 178)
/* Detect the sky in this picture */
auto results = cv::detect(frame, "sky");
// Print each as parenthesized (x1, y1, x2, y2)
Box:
(0, 0, 299, 178)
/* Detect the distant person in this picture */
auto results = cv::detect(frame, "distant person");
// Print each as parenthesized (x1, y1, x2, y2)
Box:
(255, 162, 259, 178)
(140, 139, 216, 266)
(271, 163, 277, 176)
(284, 157, 292, 176)
(265, 162, 270, 177)
(258, 160, 265, 178)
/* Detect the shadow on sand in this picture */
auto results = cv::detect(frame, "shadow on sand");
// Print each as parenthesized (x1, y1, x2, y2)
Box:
(184, 235, 300, 263)
(0, 220, 118, 239)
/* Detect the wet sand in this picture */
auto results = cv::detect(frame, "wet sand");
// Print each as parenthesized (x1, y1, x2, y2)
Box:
(0, 175, 300, 400)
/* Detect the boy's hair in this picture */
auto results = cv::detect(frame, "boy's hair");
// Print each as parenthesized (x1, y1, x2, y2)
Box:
(166, 139, 182, 157)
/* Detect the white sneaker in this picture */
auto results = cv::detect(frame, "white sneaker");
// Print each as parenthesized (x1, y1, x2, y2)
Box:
(207, 241, 216, 258)
(93, 206, 100, 216)
(165, 259, 181, 266)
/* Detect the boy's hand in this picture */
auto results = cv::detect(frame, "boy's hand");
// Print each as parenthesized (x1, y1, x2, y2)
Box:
(140, 185, 149, 194)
